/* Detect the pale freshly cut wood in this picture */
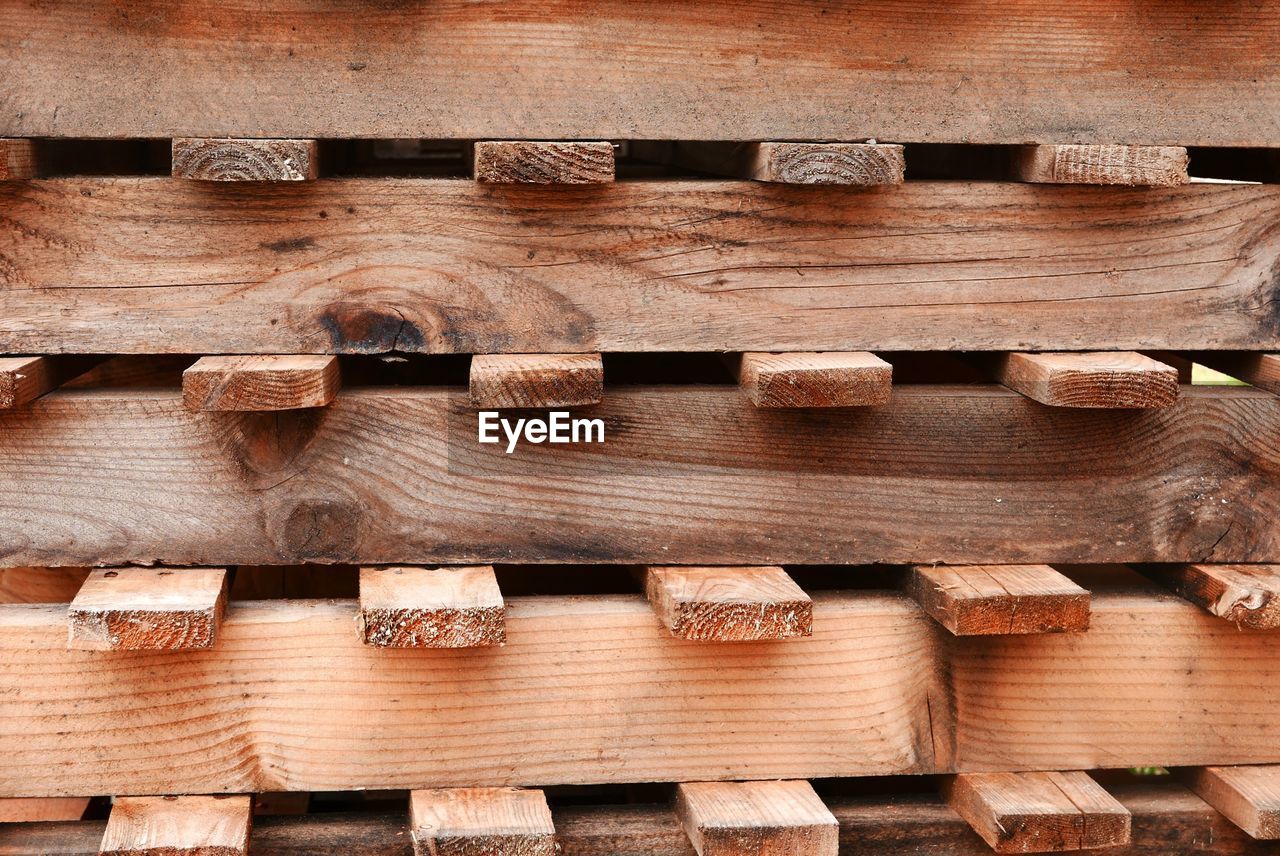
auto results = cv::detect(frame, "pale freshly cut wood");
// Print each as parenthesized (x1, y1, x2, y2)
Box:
(990, 353, 1179, 408)
(1187, 353, 1280, 393)
(0, 797, 88, 822)
(647, 142, 904, 185)
(409, 788, 555, 856)
(905, 565, 1090, 635)
(470, 354, 603, 408)
(1013, 145, 1189, 186)
(0, 357, 56, 409)
(171, 139, 318, 181)
(737, 352, 892, 407)
(943, 772, 1130, 852)
(1145, 565, 1280, 630)
(0, 139, 36, 180)
(676, 781, 837, 856)
(473, 141, 614, 184)
(645, 566, 812, 641)
(358, 565, 505, 648)
(1185, 766, 1280, 839)
(99, 795, 251, 855)
(182, 356, 339, 411)
(67, 568, 228, 651)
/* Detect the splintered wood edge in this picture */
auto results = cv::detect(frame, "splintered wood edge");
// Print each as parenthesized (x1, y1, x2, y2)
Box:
(675, 781, 839, 856)
(1013, 145, 1189, 186)
(474, 141, 615, 184)
(905, 565, 1091, 635)
(358, 566, 506, 648)
(100, 795, 252, 856)
(738, 351, 893, 407)
(470, 353, 604, 408)
(751, 142, 905, 185)
(1184, 766, 1280, 839)
(644, 566, 813, 642)
(993, 352, 1180, 408)
(171, 138, 319, 181)
(409, 788, 557, 855)
(182, 355, 341, 411)
(67, 567, 230, 651)
(1148, 565, 1280, 630)
(943, 772, 1131, 852)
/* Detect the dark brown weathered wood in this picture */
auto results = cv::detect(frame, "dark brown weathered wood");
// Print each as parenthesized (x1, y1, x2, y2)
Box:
(1013, 145, 1189, 186)
(172, 138, 318, 181)
(473, 142, 613, 184)
(2, 180, 1279, 354)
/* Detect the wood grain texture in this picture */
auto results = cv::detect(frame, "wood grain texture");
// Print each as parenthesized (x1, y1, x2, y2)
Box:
(0, 357, 55, 409)
(0, 139, 36, 180)
(991, 353, 1180, 408)
(644, 566, 812, 642)
(1013, 145, 1189, 186)
(473, 142, 613, 184)
(1185, 766, 1280, 840)
(469, 354, 603, 408)
(737, 352, 892, 407)
(100, 795, 251, 856)
(3, 180, 1280, 355)
(1145, 565, 1280, 630)
(182, 356, 339, 411)
(358, 566, 505, 648)
(642, 142, 904, 185)
(906, 565, 1090, 636)
(1187, 353, 1280, 394)
(171, 139, 318, 182)
(67, 568, 228, 651)
(0, 386, 1274, 568)
(675, 781, 838, 856)
(943, 772, 1130, 852)
(409, 788, 555, 856)
(0, 797, 87, 823)
(0, 568, 90, 603)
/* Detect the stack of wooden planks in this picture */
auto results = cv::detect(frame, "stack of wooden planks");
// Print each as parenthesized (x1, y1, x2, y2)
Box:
(2, 0, 1279, 853)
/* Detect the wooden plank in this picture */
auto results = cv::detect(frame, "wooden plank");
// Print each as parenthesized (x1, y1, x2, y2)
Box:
(409, 788, 555, 856)
(0, 140, 36, 180)
(644, 566, 812, 641)
(1185, 766, 1280, 840)
(905, 565, 1090, 635)
(473, 142, 614, 184)
(0, 386, 1275, 568)
(1186, 353, 1280, 394)
(182, 356, 340, 411)
(99, 795, 251, 856)
(1012, 145, 1189, 186)
(1144, 565, 1280, 630)
(675, 780, 838, 856)
(171, 139, 318, 181)
(736, 352, 892, 408)
(0, 357, 58, 409)
(3, 180, 1280, 355)
(989, 353, 1179, 408)
(643, 142, 905, 185)
(943, 772, 1130, 852)
(358, 566, 505, 648)
(67, 568, 228, 651)
(0, 797, 88, 823)
(469, 354, 603, 409)
(0, 568, 90, 604)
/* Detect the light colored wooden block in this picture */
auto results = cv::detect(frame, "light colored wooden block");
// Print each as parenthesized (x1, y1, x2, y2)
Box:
(1013, 145, 1189, 186)
(99, 795, 251, 855)
(358, 565, 506, 648)
(0, 797, 90, 823)
(409, 787, 556, 856)
(1185, 766, 1280, 839)
(675, 780, 838, 856)
(1189, 353, 1280, 393)
(992, 352, 1179, 408)
(744, 142, 904, 185)
(470, 353, 603, 408)
(906, 565, 1090, 635)
(474, 141, 614, 184)
(1146, 564, 1280, 630)
(645, 566, 812, 642)
(737, 352, 892, 407)
(183, 355, 340, 411)
(68, 567, 228, 651)
(171, 138, 318, 181)
(0, 139, 37, 180)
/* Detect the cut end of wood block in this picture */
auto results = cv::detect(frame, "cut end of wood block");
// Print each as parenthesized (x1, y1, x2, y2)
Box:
(738, 351, 892, 407)
(100, 795, 252, 856)
(358, 565, 506, 648)
(1013, 145, 1189, 186)
(183, 355, 340, 411)
(995, 352, 1179, 408)
(645, 566, 813, 642)
(0, 139, 38, 180)
(0, 356, 54, 409)
(1149, 564, 1280, 630)
(753, 142, 905, 185)
(906, 565, 1090, 635)
(676, 780, 838, 856)
(410, 788, 556, 856)
(470, 353, 604, 408)
(474, 141, 615, 184)
(171, 138, 319, 181)
(1185, 765, 1280, 839)
(67, 567, 228, 651)
(944, 772, 1131, 852)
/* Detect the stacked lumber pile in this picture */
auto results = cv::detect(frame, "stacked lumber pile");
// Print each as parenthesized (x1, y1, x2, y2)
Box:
(2, 1, 1279, 853)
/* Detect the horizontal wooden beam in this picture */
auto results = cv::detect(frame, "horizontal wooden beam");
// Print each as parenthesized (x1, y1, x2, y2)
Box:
(100, 795, 251, 856)
(1012, 145, 1189, 186)
(1144, 564, 1280, 630)
(675, 780, 837, 855)
(358, 566, 505, 648)
(410, 788, 555, 856)
(182, 355, 340, 411)
(644, 566, 812, 642)
(473, 142, 614, 184)
(1184, 766, 1280, 840)
(469, 354, 604, 408)
(736, 352, 892, 408)
(988, 352, 1180, 408)
(2, 180, 1279, 354)
(905, 565, 1090, 635)
(171, 138, 319, 181)
(67, 567, 229, 651)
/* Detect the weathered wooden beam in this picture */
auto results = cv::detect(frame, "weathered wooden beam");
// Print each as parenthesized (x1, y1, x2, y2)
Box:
(675, 780, 838, 856)
(644, 566, 812, 642)
(0, 139, 37, 180)
(0, 797, 88, 823)
(182, 355, 340, 411)
(67, 568, 228, 651)
(469, 354, 603, 409)
(987, 352, 1179, 408)
(1185, 353, 1280, 394)
(171, 138, 318, 181)
(409, 788, 555, 856)
(99, 795, 251, 856)
(735, 352, 892, 407)
(1012, 145, 1189, 186)
(905, 565, 1090, 635)
(358, 566, 505, 648)
(1144, 565, 1280, 630)
(641, 142, 905, 185)
(1184, 766, 1280, 840)
(943, 772, 1131, 852)
(473, 142, 614, 184)
(3, 180, 1279, 355)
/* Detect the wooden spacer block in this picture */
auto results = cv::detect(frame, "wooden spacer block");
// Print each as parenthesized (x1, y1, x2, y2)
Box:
(675, 780, 838, 856)
(0, 797, 90, 823)
(99, 794, 252, 855)
(470, 353, 603, 408)
(906, 565, 1090, 636)
(0, 356, 57, 409)
(183, 355, 340, 411)
(744, 142, 905, 185)
(1146, 564, 1280, 630)
(474, 141, 615, 184)
(358, 565, 506, 648)
(737, 352, 892, 407)
(1013, 145, 1189, 186)
(0, 139, 37, 180)
(1187, 353, 1280, 394)
(68, 567, 229, 651)
(1184, 766, 1280, 839)
(171, 138, 318, 181)
(409, 787, 556, 856)
(943, 771, 1131, 853)
(644, 566, 812, 642)
(991, 352, 1179, 408)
